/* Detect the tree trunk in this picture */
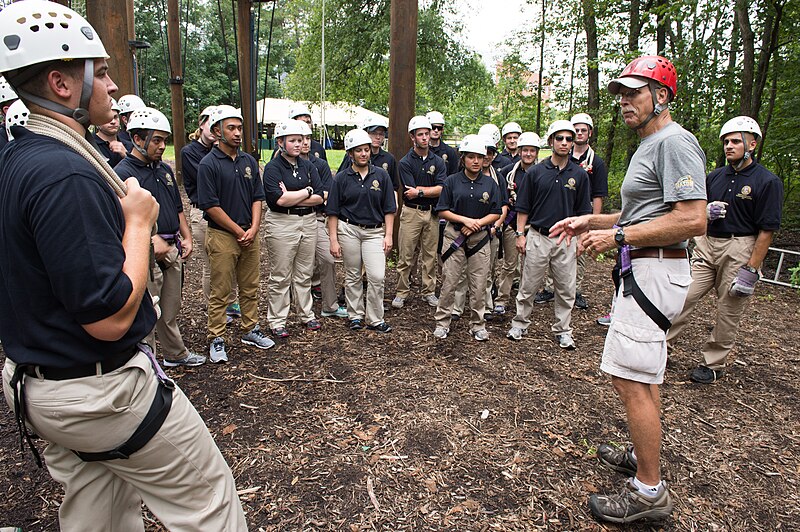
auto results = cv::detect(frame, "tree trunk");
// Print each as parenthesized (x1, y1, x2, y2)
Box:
(752, 1, 783, 121)
(736, 0, 755, 117)
(582, 0, 600, 117)
(758, 54, 779, 160)
(603, 108, 619, 169)
(655, 0, 667, 54)
(568, 11, 579, 115)
(536, 0, 546, 133)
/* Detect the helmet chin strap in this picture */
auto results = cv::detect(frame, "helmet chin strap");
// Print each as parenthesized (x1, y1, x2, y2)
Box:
(16, 58, 95, 128)
(633, 84, 668, 131)
(731, 132, 752, 171)
(133, 130, 157, 162)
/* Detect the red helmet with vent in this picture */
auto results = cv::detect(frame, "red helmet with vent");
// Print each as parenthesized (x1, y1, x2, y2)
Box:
(608, 55, 677, 100)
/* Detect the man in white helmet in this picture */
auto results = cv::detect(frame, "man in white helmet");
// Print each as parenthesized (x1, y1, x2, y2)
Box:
(667, 116, 782, 384)
(114, 107, 205, 368)
(0, 2, 246, 529)
(0, 75, 18, 149)
(507, 120, 591, 349)
(92, 97, 126, 167)
(116, 93, 145, 153)
(426, 111, 459, 175)
(500, 121, 523, 164)
(289, 102, 328, 160)
(198, 105, 275, 362)
(391, 115, 448, 309)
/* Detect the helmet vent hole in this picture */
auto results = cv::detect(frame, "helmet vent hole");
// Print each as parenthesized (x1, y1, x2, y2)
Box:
(32, 13, 42, 19)
(61, 22, 69, 29)
(30, 25, 39, 32)
(62, 44, 69, 51)
(4, 35, 21, 50)
(64, 13, 73, 19)
(45, 22, 54, 29)
(16, 17, 26, 24)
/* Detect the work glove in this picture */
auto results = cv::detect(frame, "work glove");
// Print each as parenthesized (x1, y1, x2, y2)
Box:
(730, 266, 759, 297)
(707, 201, 728, 221)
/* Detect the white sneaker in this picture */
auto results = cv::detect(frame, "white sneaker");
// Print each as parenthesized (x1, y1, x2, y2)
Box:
(423, 294, 439, 307)
(391, 296, 405, 309)
(241, 326, 276, 350)
(163, 351, 206, 367)
(557, 333, 576, 350)
(506, 327, 526, 341)
(433, 326, 449, 339)
(321, 306, 348, 318)
(209, 337, 228, 363)
(472, 329, 490, 341)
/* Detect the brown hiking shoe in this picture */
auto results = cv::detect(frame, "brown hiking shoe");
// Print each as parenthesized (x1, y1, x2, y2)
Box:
(589, 478, 673, 523)
(597, 443, 637, 476)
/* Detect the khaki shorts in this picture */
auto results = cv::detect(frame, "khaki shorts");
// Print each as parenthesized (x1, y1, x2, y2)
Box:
(601, 257, 692, 384)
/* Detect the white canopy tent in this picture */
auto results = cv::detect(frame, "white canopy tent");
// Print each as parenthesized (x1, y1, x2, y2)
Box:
(254, 98, 388, 129)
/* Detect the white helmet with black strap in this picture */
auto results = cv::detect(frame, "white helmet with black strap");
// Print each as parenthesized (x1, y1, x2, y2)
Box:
(344, 128, 372, 152)
(118, 94, 146, 115)
(720, 115, 762, 170)
(209, 104, 243, 145)
(127, 107, 171, 159)
(517, 132, 541, 149)
(0, 0, 109, 128)
(501, 122, 522, 138)
(478, 124, 501, 147)
(459, 134, 487, 156)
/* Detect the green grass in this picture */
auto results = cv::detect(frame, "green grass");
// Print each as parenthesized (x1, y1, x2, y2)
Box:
(162, 145, 344, 173)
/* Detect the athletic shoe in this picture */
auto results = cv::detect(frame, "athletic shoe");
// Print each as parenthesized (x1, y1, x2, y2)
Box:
(226, 303, 242, 318)
(575, 292, 589, 310)
(557, 333, 576, 350)
(506, 326, 526, 341)
(588, 478, 673, 524)
(473, 329, 490, 341)
(597, 443, 638, 476)
(451, 313, 461, 321)
(367, 322, 392, 333)
(493, 304, 506, 315)
(433, 326, 449, 339)
(311, 285, 322, 300)
(209, 337, 228, 363)
(423, 294, 439, 307)
(241, 326, 275, 349)
(484, 313, 494, 321)
(597, 314, 612, 326)
(391, 296, 405, 309)
(534, 289, 554, 304)
(271, 327, 290, 339)
(321, 306, 348, 318)
(690, 365, 725, 384)
(306, 319, 322, 331)
(349, 318, 365, 330)
(163, 351, 206, 367)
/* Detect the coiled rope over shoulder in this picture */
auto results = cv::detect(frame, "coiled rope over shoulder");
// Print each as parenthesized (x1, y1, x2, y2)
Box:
(25, 113, 128, 198)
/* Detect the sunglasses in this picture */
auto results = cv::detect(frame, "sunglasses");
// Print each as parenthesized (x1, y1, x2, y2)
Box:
(554, 135, 573, 142)
(431, 125, 443, 131)
(615, 87, 644, 101)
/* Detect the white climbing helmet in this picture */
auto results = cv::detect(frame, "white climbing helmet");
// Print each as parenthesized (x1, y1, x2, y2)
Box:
(478, 124, 501, 146)
(288, 103, 312, 120)
(408, 115, 432, 133)
(546, 119, 577, 141)
(0, 76, 17, 104)
(344, 128, 372, 151)
(362, 115, 388, 132)
(719, 116, 762, 140)
(209, 105, 243, 129)
(4, 99, 29, 141)
(459, 134, 487, 156)
(570, 113, 594, 129)
(127, 107, 171, 134)
(501, 122, 522, 137)
(425, 111, 445, 126)
(274, 119, 308, 139)
(517, 132, 541, 148)
(117, 94, 146, 115)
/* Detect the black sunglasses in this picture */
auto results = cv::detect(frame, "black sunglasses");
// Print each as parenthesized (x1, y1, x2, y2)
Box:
(431, 125, 443, 131)
(555, 135, 573, 142)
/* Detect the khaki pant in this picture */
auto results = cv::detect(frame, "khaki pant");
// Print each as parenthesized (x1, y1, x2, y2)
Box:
(338, 221, 386, 326)
(495, 225, 519, 307)
(145, 246, 188, 360)
(3, 354, 247, 531)
(395, 206, 438, 299)
(266, 211, 317, 329)
(667, 235, 755, 370)
(453, 232, 499, 316)
(511, 231, 576, 335)
(191, 206, 236, 305)
(315, 216, 339, 313)
(206, 228, 260, 339)
(434, 225, 492, 332)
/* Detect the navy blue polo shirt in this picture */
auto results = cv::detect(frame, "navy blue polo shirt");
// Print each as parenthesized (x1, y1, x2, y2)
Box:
(114, 155, 183, 235)
(326, 165, 397, 225)
(437, 171, 502, 219)
(337, 148, 400, 190)
(706, 161, 783, 235)
(493, 153, 513, 171)
(92, 133, 124, 168)
(0, 129, 156, 367)
(309, 154, 332, 213)
(118, 129, 134, 153)
(500, 150, 521, 165)
(181, 139, 213, 205)
(430, 141, 459, 175)
(263, 153, 323, 210)
(310, 139, 327, 161)
(515, 158, 592, 230)
(0, 126, 9, 150)
(571, 149, 609, 198)
(197, 146, 266, 232)
(398, 148, 447, 208)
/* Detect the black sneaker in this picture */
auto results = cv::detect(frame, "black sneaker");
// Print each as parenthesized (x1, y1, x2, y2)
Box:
(349, 318, 365, 330)
(597, 443, 637, 476)
(367, 322, 392, 333)
(690, 365, 725, 384)
(311, 285, 322, 300)
(575, 292, 589, 310)
(589, 478, 673, 524)
(534, 289, 554, 304)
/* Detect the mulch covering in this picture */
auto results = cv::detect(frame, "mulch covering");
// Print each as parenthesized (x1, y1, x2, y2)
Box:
(2, 231, 799, 531)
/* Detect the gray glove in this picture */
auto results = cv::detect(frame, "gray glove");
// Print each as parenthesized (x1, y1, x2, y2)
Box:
(707, 201, 728, 221)
(730, 266, 759, 297)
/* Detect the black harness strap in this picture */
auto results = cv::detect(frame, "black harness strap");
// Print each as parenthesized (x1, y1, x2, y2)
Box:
(441, 229, 491, 263)
(612, 260, 672, 332)
(9, 365, 43, 467)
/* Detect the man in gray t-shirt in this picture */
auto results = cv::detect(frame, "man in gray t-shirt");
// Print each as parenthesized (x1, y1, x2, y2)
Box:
(550, 55, 707, 524)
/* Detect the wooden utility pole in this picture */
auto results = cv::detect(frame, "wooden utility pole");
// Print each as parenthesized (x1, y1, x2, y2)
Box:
(237, 0, 257, 156)
(85, 0, 136, 96)
(166, 0, 187, 183)
(388, 0, 418, 243)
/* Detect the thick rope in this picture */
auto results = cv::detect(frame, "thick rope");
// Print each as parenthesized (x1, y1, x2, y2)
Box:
(25, 113, 128, 198)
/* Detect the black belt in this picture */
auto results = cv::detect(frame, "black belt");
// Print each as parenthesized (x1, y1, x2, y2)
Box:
(707, 232, 757, 239)
(404, 203, 432, 211)
(271, 206, 313, 216)
(22, 347, 138, 380)
(630, 247, 688, 260)
(529, 226, 551, 236)
(342, 218, 383, 230)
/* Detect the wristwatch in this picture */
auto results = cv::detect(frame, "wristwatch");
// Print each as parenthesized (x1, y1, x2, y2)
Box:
(418, 189, 425, 198)
(515, 230, 525, 237)
(614, 227, 626, 247)
(306, 186, 313, 198)
(743, 265, 758, 273)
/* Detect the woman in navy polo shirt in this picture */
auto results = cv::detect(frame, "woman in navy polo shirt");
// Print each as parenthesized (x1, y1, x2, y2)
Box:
(327, 129, 396, 332)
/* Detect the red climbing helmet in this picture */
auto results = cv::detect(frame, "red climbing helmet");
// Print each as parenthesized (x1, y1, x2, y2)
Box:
(608, 55, 677, 100)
